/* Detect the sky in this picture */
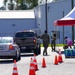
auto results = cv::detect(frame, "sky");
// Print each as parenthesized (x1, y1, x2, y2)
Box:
(0, 0, 4, 7)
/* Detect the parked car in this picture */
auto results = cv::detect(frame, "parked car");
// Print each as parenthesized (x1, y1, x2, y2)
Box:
(14, 30, 41, 55)
(0, 37, 21, 61)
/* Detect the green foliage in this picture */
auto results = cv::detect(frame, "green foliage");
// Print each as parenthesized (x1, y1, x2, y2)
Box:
(40, 44, 65, 47)
(17, 0, 38, 10)
(3, 0, 38, 10)
(17, 0, 22, 3)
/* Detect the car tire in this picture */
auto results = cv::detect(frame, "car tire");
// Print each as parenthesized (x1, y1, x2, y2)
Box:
(38, 46, 41, 54)
(18, 52, 21, 60)
(34, 45, 41, 55)
(13, 52, 18, 61)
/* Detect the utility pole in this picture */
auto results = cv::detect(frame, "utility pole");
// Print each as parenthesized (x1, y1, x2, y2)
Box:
(71, 0, 74, 45)
(62, 11, 64, 44)
(45, 0, 48, 31)
(21, 0, 23, 9)
(10, 0, 13, 10)
(16, 0, 18, 9)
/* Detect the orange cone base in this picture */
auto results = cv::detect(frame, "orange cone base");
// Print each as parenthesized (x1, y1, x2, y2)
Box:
(35, 65, 39, 71)
(29, 69, 36, 75)
(58, 55, 63, 63)
(42, 66, 46, 68)
(12, 73, 18, 75)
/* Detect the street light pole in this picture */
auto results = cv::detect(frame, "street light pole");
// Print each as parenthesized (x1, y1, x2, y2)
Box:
(45, 0, 48, 31)
(71, 0, 74, 45)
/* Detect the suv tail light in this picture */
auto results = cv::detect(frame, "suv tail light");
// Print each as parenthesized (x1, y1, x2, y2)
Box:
(9, 45, 14, 50)
(34, 39, 36, 43)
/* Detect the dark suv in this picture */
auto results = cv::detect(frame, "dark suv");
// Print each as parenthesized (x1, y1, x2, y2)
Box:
(14, 30, 41, 55)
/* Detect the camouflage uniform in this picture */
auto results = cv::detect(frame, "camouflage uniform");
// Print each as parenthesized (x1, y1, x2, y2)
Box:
(41, 31, 50, 55)
(51, 34, 56, 51)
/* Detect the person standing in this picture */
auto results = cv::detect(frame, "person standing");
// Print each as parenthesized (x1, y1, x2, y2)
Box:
(41, 30, 50, 55)
(64, 36, 73, 49)
(51, 33, 56, 52)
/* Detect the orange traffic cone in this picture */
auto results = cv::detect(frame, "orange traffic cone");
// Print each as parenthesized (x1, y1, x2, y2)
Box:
(12, 60, 18, 75)
(58, 55, 63, 63)
(58, 49, 63, 63)
(29, 58, 36, 75)
(42, 57, 46, 68)
(58, 49, 62, 55)
(33, 54, 39, 71)
(54, 55, 58, 65)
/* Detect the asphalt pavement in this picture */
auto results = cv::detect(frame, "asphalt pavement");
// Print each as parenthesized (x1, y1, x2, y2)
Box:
(0, 47, 75, 75)
(35, 47, 75, 75)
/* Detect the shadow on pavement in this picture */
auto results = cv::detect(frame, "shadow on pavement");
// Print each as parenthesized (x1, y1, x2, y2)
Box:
(21, 53, 39, 57)
(55, 50, 65, 54)
(0, 59, 13, 64)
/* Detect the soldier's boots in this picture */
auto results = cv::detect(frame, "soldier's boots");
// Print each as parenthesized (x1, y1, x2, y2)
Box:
(43, 50, 48, 56)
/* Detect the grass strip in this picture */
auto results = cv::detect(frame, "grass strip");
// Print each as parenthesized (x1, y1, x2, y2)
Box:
(40, 44, 65, 47)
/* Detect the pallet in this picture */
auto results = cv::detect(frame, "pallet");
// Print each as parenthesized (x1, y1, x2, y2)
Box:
(65, 56, 75, 58)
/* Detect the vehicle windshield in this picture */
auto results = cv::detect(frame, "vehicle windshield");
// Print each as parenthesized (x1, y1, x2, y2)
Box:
(15, 32, 35, 38)
(0, 39, 13, 44)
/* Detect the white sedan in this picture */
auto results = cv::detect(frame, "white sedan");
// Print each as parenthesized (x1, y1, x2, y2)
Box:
(0, 37, 21, 61)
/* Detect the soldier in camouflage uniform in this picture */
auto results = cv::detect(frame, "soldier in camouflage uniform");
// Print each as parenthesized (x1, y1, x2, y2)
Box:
(41, 30, 50, 55)
(51, 33, 56, 52)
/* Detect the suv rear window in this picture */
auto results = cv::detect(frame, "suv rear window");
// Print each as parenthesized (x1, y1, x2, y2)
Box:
(15, 32, 36, 38)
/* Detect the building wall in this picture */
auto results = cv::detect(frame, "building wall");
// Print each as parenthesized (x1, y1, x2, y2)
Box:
(0, 19, 36, 37)
(74, 0, 75, 43)
(34, 0, 75, 44)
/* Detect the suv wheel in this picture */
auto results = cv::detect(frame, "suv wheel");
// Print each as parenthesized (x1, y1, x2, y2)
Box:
(34, 46, 41, 55)
(13, 52, 18, 61)
(38, 46, 41, 54)
(18, 53, 21, 60)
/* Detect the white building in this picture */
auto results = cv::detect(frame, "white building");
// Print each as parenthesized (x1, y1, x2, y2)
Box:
(35, 0, 75, 44)
(38, 0, 63, 5)
(0, 10, 36, 37)
(0, 0, 75, 44)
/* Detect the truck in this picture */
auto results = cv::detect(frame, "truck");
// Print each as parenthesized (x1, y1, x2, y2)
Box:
(14, 30, 41, 55)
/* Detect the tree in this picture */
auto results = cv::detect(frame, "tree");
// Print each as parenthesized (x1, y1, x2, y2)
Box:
(3, 0, 38, 10)
(17, 0, 38, 10)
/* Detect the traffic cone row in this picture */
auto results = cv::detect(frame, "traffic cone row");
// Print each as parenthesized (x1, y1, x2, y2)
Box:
(12, 55, 46, 75)
(12, 52, 63, 75)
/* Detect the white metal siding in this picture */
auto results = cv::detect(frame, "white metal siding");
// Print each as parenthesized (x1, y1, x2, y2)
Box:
(74, 0, 75, 41)
(35, 0, 75, 43)
(0, 10, 35, 18)
(47, 0, 72, 44)
(0, 19, 36, 37)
